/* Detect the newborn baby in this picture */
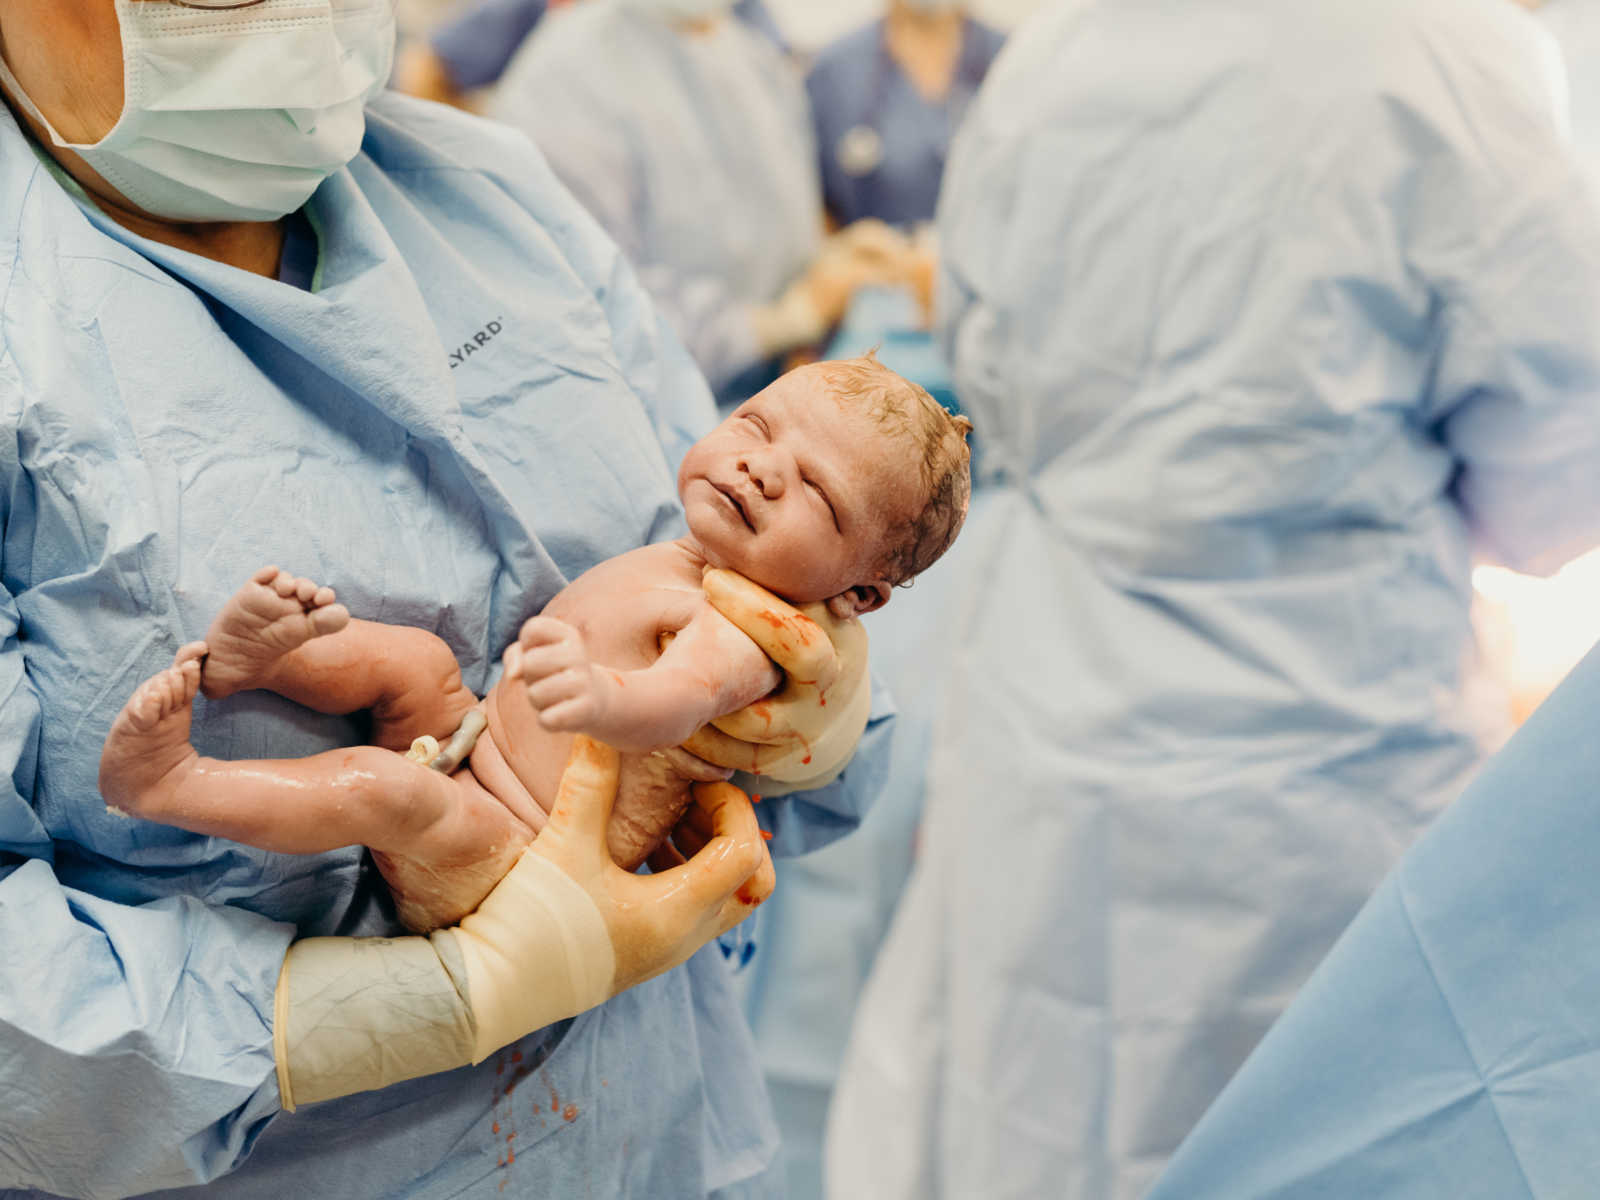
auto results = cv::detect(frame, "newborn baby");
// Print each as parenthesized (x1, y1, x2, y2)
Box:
(99, 355, 973, 931)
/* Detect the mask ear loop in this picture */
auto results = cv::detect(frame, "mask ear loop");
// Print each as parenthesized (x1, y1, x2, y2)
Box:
(0, 10, 147, 152)
(0, 46, 156, 216)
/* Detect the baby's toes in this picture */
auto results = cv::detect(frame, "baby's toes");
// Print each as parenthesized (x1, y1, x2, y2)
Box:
(309, 602, 350, 637)
(268, 569, 301, 599)
(174, 641, 208, 669)
(175, 657, 202, 697)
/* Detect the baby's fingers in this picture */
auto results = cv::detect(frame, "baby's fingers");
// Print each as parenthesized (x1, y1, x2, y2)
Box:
(517, 615, 578, 652)
(524, 666, 588, 710)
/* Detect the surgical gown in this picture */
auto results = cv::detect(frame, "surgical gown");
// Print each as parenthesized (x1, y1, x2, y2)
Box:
(826, 1, 1600, 1197)
(1149, 640, 1600, 1199)
(428, 0, 785, 94)
(1542, 0, 1600, 170)
(805, 17, 1004, 228)
(489, 1, 823, 406)
(0, 92, 889, 1199)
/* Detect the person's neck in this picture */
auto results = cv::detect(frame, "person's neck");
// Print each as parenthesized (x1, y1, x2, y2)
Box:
(675, 535, 720, 575)
(885, 5, 965, 104)
(86, 187, 287, 278)
(5, 96, 285, 277)
(887, 4, 964, 41)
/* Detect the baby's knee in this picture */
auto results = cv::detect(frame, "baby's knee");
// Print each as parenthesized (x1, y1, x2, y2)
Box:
(389, 625, 468, 695)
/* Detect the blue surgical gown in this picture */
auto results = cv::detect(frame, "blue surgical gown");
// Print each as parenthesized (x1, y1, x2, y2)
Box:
(827, 1, 1600, 1197)
(805, 17, 1003, 228)
(489, 1, 823, 407)
(0, 91, 889, 1199)
(1150, 640, 1600, 1199)
(428, 0, 785, 94)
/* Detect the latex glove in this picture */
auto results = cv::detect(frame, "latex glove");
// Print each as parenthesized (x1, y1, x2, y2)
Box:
(274, 736, 772, 1109)
(824, 218, 912, 266)
(681, 568, 871, 795)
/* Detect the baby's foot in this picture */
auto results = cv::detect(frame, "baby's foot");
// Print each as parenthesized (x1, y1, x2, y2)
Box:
(200, 566, 350, 700)
(99, 642, 206, 817)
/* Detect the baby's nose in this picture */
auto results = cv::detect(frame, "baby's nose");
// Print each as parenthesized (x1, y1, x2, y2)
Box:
(740, 453, 786, 498)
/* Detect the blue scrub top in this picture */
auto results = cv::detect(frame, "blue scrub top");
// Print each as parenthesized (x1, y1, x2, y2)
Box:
(431, 0, 549, 91)
(432, 0, 786, 93)
(806, 17, 1004, 228)
(0, 92, 890, 1199)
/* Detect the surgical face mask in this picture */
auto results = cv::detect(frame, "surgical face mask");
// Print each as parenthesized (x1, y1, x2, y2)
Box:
(0, 0, 396, 223)
(615, 0, 739, 22)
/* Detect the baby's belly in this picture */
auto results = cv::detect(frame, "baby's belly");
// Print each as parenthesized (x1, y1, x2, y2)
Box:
(475, 694, 696, 871)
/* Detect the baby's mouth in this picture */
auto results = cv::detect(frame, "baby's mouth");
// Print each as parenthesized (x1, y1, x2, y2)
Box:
(715, 482, 756, 532)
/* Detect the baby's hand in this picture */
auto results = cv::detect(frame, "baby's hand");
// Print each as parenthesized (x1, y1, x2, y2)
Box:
(510, 616, 609, 734)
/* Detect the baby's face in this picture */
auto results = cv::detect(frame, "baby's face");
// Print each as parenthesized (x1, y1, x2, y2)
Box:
(678, 365, 920, 603)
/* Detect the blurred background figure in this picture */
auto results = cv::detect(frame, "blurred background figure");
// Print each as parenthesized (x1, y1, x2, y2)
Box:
(484, 0, 904, 409)
(395, 0, 552, 108)
(1542, 0, 1600, 167)
(1469, 0, 1600, 727)
(827, 2, 1600, 1199)
(808, 1, 1004, 231)
(395, 0, 786, 109)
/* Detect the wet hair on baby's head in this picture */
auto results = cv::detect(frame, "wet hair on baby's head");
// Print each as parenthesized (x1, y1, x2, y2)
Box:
(814, 352, 973, 586)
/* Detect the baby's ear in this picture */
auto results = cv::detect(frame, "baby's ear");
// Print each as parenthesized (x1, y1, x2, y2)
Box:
(826, 582, 892, 620)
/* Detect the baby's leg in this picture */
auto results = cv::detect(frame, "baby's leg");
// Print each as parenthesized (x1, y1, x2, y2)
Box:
(203, 566, 478, 751)
(101, 643, 469, 853)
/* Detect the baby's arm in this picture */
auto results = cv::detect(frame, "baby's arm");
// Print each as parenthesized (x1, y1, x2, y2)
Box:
(513, 608, 781, 753)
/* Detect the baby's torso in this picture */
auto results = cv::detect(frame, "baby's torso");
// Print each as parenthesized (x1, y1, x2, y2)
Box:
(471, 539, 745, 867)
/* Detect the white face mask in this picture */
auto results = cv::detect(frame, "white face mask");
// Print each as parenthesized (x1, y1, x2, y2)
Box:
(615, 0, 739, 23)
(0, 0, 395, 223)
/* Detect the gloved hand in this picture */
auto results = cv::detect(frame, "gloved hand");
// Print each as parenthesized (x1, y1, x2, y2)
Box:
(681, 568, 871, 795)
(274, 735, 773, 1109)
(823, 217, 912, 265)
(750, 228, 911, 357)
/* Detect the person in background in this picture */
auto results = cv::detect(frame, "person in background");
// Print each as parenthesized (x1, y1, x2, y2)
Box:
(488, 0, 906, 410)
(807, 0, 1004, 231)
(0, 0, 886, 1195)
(394, 0, 787, 109)
(827, 0, 1600, 1197)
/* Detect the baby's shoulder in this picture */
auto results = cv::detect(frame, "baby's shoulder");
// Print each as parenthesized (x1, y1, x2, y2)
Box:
(546, 540, 708, 651)
(592, 539, 708, 596)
